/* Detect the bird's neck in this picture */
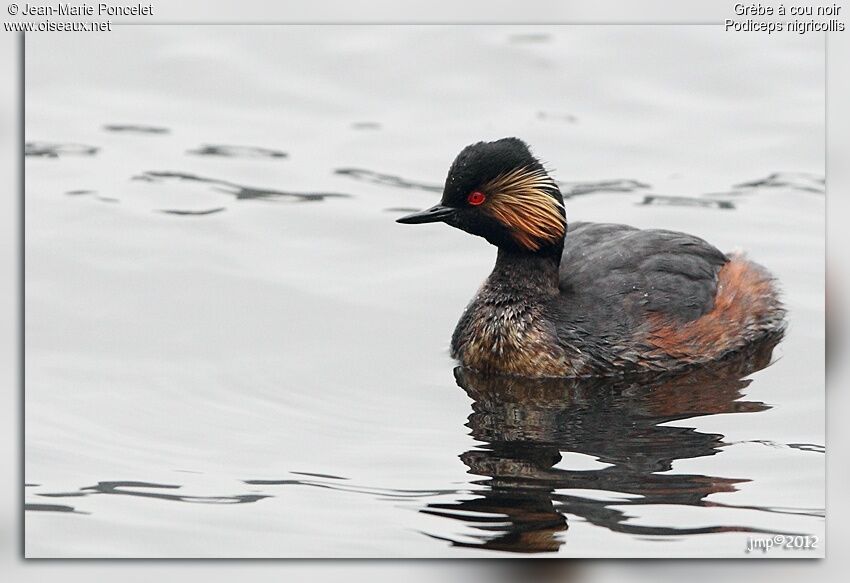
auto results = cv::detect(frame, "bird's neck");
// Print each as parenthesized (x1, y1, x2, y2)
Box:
(487, 243, 563, 297)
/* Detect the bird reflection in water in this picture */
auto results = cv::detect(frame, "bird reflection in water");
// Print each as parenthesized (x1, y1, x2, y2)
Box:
(422, 335, 794, 553)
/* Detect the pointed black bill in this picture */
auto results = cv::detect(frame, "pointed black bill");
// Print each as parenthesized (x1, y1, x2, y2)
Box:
(396, 204, 456, 224)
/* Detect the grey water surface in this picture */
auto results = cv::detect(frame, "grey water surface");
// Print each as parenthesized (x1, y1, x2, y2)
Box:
(24, 26, 825, 557)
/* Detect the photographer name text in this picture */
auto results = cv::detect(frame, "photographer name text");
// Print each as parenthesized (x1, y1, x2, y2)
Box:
(17, 2, 152, 16)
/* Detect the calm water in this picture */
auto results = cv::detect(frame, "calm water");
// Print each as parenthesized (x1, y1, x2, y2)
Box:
(24, 26, 825, 557)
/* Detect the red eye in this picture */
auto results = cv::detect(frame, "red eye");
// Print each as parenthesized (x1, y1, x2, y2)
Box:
(467, 191, 486, 206)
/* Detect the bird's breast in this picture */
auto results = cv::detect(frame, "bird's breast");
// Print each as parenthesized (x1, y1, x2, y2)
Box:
(450, 298, 575, 377)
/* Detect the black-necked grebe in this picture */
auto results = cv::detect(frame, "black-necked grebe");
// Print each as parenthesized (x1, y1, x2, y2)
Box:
(397, 138, 786, 378)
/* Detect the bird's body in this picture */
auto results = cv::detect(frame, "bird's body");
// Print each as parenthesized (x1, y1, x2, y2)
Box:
(450, 221, 784, 377)
(398, 138, 785, 378)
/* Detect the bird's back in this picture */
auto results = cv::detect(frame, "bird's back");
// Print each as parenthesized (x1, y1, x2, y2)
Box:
(550, 222, 785, 375)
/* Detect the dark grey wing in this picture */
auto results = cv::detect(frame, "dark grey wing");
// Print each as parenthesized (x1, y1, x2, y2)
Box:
(559, 222, 728, 329)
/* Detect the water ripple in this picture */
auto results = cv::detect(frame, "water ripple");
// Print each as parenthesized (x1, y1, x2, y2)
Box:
(640, 195, 734, 209)
(103, 124, 170, 135)
(160, 208, 226, 216)
(25, 142, 99, 158)
(735, 172, 825, 194)
(26, 503, 86, 514)
(187, 144, 288, 159)
(134, 170, 351, 205)
(36, 481, 269, 505)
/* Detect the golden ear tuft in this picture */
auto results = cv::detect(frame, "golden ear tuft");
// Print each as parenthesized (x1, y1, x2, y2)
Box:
(482, 167, 565, 251)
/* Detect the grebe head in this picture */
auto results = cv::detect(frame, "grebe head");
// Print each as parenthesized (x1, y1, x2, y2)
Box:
(397, 137, 566, 253)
